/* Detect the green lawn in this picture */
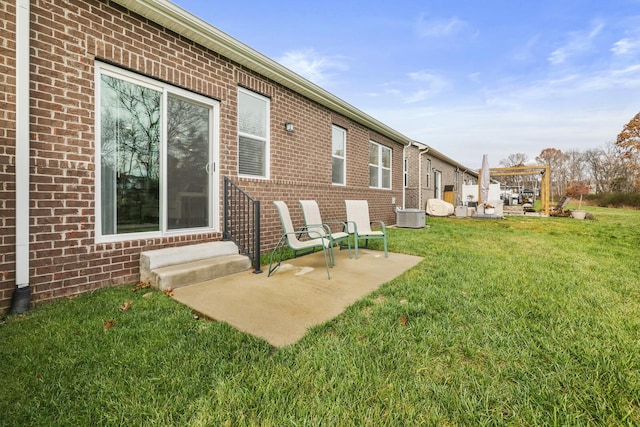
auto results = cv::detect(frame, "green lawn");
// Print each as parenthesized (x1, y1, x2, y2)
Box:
(2, 205, 639, 426)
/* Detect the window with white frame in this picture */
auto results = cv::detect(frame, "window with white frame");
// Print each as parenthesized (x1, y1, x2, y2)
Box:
(425, 158, 431, 188)
(369, 141, 392, 189)
(96, 63, 218, 241)
(332, 125, 346, 185)
(238, 88, 269, 178)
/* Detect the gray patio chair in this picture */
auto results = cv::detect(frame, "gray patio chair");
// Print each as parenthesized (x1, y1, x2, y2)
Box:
(299, 200, 351, 265)
(345, 200, 388, 259)
(268, 201, 332, 279)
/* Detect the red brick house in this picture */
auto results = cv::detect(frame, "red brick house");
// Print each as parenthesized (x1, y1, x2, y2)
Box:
(404, 141, 478, 210)
(1, 0, 421, 312)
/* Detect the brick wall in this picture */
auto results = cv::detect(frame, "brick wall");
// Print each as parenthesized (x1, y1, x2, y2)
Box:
(0, 0, 406, 312)
(0, 1, 17, 312)
(405, 144, 480, 210)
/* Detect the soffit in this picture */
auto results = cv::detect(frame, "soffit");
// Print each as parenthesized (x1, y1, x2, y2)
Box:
(111, 0, 412, 146)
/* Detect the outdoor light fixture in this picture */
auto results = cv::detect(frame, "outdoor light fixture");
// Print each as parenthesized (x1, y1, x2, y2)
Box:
(284, 122, 294, 132)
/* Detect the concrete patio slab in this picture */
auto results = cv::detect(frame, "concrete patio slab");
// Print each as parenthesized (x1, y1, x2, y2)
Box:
(171, 248, 423, 347)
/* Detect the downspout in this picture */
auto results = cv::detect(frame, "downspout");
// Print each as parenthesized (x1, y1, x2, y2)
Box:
(402, 145, 406, 209)
(460, 169, 467, 206)
(462, 169, 468, 202)
(11, 0, 31, 313)
(418, 146, 430, 211)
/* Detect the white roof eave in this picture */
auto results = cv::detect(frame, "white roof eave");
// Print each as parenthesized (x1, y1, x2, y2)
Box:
(411, 141, 477, 176)
(111, 0, 412, 146)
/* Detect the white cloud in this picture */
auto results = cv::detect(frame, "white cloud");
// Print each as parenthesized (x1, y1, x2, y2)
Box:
(376, 71, 449, 104)
(415, 15, 467, 38)
(466, 72, 482, 83)
(512, 34, 541, 62)
(404, 71, 449, 102)
(548, 21, 604, 65)
(361, 60, 640, 167)
(611, 36, 640, 55)
(277, 48, 348, 86)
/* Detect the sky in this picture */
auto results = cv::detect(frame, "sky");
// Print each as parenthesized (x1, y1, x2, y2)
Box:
(172, 0, 640, 169)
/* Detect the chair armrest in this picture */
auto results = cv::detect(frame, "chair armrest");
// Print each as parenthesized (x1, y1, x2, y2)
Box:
(344, 220, 357, 234)
(287, 228, 326, 240)
(370, 220, 386, 231)
(323, 221, 349, 233)
(302, 223, 332, 236)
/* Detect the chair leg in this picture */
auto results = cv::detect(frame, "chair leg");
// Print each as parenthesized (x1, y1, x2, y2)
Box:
(268, 235, 287, 277)
(328, 243, 336, 267)
(353, 234, 359, 259)
(344, 238, 352, 259)
(321, 244, 331, 279)
(338, 239, 352, 259)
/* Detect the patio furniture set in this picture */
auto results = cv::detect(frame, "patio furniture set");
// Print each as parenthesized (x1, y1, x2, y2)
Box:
(268, 200, 388, 279)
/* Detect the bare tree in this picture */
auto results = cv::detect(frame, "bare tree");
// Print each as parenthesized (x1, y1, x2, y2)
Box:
(564, 149, 587, 184)
(536, 148, 566, 197)
(497, 153, 530, 188)
(499, 153, 529, 167)
(584, 142, 634, 193)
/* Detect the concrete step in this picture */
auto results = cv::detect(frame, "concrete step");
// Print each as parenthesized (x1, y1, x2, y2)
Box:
(503, 206, 525, 215)
(153, 254, 251, 291)
(140, 241, 252, 290)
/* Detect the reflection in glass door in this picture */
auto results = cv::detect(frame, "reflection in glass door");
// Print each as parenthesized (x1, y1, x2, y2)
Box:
(167, 95, 211, 230)
(98, 63, 218, 240)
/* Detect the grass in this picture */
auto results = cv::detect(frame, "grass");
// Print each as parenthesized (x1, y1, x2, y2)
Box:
(1, 205, 639, 426)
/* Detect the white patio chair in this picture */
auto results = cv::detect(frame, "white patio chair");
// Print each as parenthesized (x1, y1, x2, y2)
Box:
(299, 200, 351, 265)
(268, 201, 332, 279)
(345, 200, 388, 259)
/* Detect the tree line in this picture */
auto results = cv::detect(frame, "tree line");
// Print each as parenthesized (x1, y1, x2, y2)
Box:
(499, 112, 640, 200)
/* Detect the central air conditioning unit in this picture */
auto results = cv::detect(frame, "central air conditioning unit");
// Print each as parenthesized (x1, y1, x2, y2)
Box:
(396, 209, 425, 228)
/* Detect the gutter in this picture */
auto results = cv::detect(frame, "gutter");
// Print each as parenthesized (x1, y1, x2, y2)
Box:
(402, 145, 407, 209)
(418, 145, 430, 211)
(110, 0, 413, 147)
(11, 0, 31, 313)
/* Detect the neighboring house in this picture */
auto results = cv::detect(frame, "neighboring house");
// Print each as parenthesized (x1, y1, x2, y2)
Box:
(404, 141, 478, 210)
(1, 0, 418, 312)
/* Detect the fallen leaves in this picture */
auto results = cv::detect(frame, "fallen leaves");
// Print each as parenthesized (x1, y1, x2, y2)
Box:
(131, 281, 151, 292)
(400, 315, 408, 326)
(97, 282, 171, 333)
(102, 319, 115, 331)
(119, 300, 132, 312)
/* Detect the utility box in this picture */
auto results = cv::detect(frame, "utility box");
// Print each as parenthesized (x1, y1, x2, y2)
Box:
(455, 206, 468, 217)
(396, 209, 425, 228)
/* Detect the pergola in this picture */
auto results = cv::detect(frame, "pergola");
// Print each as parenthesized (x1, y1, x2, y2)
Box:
(478, 165, 551, 216)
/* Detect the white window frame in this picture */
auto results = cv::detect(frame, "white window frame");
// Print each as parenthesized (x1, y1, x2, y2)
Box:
(94, 62, 219, 243)
(237, 87, 270, 179)
(425, 158, 432, 188)
(332, 125, 347, 186)
(369, 140, 392, 190)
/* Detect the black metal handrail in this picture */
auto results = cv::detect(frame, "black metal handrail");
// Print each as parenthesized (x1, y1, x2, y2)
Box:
(223, 177, 262, 273)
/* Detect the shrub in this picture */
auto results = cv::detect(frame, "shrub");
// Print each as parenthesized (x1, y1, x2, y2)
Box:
(594, 192, 640, 208)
